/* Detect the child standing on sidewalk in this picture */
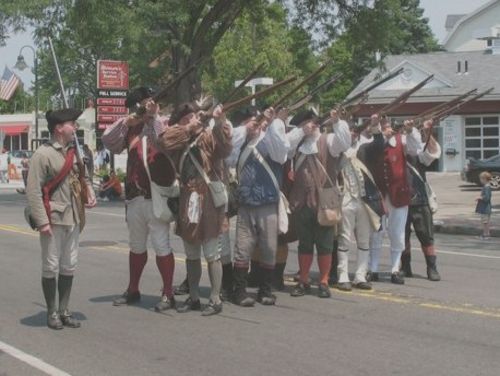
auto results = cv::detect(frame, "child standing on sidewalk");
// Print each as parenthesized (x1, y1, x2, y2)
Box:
(475, 171, 493, 240)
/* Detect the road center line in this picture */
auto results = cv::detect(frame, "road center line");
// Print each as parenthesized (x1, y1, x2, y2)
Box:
(0, 340, 72, 376)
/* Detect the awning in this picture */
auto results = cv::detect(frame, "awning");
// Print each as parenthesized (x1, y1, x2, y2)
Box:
(0, 124, 29, 136)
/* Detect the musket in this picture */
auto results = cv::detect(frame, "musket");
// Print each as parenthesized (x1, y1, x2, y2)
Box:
(223, 76, 297, 113)
(288, 73, 343, 112)
(341, 67, 405, 107)
(153, 59, 202, 102)
(47, 36, 89, 205)
(271, 60, 331, 109)
(422, 87, 494, 151)
(379, 74, 434, 116)
(222, 63, 265, 103)
(411, 88, 478, 122)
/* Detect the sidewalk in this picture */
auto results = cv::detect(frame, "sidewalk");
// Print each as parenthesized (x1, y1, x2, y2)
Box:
(428, 172, 499, 237)
(0, 179, 24, 190)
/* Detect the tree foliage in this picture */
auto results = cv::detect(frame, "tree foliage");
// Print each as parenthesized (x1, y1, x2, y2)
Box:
(2, 0, 440, 111)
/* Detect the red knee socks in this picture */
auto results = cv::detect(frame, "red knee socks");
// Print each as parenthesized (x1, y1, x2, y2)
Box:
(128, 251, 148, 293)
(317, 254, 332, 286)
(156, 253, 175, 297)
(298, 254, 314, 284)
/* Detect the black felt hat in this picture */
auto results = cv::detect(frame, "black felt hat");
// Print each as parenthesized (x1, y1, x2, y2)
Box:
(168, 102, 200, 126)
(46, 108, 83, 133)
(289, 108, 319, 127)
(125, 86, 156, 109)
(231, 105, 259, 126)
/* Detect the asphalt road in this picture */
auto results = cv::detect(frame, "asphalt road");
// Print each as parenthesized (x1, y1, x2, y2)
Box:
(1, 190, 500, 376)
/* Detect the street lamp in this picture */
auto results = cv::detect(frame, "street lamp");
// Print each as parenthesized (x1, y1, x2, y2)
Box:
(14, 45, 39, 148)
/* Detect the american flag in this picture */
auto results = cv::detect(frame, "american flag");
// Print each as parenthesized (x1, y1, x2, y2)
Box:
(0, 66, 21, 101)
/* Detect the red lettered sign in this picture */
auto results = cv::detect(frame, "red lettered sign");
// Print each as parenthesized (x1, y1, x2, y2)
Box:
(97, 60, 129, 90)
(98, 114, 124, 123)
(97, 106, 128, 115)
(97, 98, 126, 106)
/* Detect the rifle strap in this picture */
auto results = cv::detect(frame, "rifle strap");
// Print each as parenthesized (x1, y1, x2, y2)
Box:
(42, 148, 76, 224)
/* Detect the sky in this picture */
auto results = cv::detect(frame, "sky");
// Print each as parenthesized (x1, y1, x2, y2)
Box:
(0, 0, 493, 91)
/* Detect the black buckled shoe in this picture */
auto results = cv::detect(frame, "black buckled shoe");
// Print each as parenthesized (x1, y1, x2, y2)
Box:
(174, 279, 190, 295)
(155, 295, 176, 312)
(366, 271, 379, 282)
(201, 300, 223, 316)
(427, 266, 441, 282)
(391, 272, 405, 285)
(113, 290, 141, 306)
(290, 283, 310, 297)
(336, 282, 352, 292)
(318, 283, 331, 298)
(47, 311, 63, 330)
(176, 297, 201, 313)
(257, 289, 276, 305)
(59, 310, 81, 328)
(354, 281, 372, 290)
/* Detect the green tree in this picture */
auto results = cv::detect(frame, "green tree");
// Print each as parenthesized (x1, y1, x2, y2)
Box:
(319, 0, 440, 106)
(6, 0, 360, 105)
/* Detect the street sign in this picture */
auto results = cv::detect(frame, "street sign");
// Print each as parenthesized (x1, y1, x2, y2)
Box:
(96, 60, 129, 137)
(97, 106, 128, 114)
(97, 60, 129, 90)
(97, 98, 126, 106)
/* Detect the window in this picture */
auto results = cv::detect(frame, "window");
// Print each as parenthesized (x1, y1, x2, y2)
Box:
(464, 115, 500, 160)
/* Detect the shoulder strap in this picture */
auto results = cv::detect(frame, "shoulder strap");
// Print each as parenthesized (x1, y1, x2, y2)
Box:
(42, 148, 76, 223)
(312, 155, 335, 188)
(250, 146, 281, 194)
(141, 136, 152, 183)
(237, 137, 259, 177)
(179, 132, 205, 174)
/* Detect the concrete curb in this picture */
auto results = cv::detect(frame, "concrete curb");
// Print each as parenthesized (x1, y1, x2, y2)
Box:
(434, 223, 500, 238)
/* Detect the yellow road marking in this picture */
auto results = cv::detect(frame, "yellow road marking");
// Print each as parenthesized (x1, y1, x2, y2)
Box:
(2, 222, 500, 319)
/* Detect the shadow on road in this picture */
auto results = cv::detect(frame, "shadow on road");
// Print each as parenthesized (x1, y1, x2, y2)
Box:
(79, 240, 118, 247)
(20, 310, 87, 327)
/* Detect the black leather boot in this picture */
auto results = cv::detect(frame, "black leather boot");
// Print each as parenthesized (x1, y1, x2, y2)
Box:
(272, 263, 286, 291)
(247, 260, 260, 288)
(257, 268, 276, 305)
(232, 267, 255, 307)
(425, 255, 441, 281)
(221, 263, 234, 302)
(328, 249, 338, 287)
(401, 251, 413, 277)
(174, 277, 190, 295)
(42, 277, 62, 330)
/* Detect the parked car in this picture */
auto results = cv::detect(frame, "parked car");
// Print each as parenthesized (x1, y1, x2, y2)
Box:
(461, 154, 500, 189)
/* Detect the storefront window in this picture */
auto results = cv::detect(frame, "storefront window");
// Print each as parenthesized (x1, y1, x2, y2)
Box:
(464, 115, 500, 160)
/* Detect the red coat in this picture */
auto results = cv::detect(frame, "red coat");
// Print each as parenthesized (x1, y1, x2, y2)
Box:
(383, 134, 410, 208)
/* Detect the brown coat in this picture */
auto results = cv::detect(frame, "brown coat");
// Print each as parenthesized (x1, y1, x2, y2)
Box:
(288, 134, 342, 212)
(158, 120, 232, 244)
(26, 140, 87, 228)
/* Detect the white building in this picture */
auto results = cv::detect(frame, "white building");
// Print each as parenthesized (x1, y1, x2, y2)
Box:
(348, 0, 500, 172)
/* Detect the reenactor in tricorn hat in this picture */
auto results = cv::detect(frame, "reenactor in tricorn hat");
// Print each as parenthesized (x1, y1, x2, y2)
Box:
(26, 108, 97, 329)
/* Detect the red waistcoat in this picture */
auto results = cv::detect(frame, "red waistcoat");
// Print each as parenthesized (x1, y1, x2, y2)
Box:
(383, 134, 410, 208)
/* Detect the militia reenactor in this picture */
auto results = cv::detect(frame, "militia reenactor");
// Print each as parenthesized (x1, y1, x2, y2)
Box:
(102, 87, 179, 312)
(402, 119, 442, 281)
(367, 115, 424, 284)
(226, 106, 289, 306)
(287, 108, 351, 298)
(336, 121, 385, 291)
(162, 103, 232, 316)
(26, 108, 97, 329)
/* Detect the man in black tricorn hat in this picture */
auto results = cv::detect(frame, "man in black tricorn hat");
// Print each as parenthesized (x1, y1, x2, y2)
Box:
(103, 86, 180, 312)
(27, 108, 96, 329)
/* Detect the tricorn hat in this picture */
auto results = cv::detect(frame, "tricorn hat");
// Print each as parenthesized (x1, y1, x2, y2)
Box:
(231, 105, 259, 126)
(289, 108, 319, 127)
(168, 102, 200, 126)
(46, 108, 82, 133)
(125, 86, 156, 109)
